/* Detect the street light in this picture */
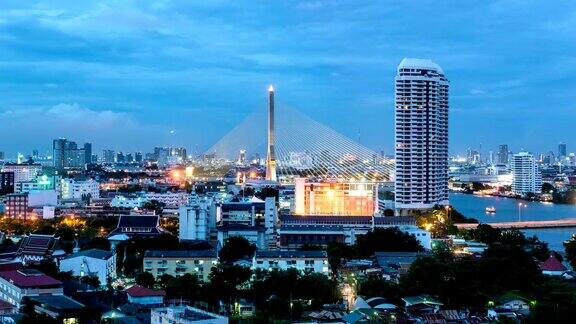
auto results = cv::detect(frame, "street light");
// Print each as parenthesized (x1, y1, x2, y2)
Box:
(444, 205, 452, 222)
(517, 202, 527, 222)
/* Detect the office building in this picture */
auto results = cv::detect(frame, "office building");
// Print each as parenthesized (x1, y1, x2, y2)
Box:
(103, 150, 115, 164)
(394, 58, 449, 211)
(154, 147, 170, 166)
(115, 152, 125, 163)
(60, 179, 100, 200)
(0, 172, 15, 195)
(497, 144, 509, 165)
(52, 139, 91, 171)
(179, 197, 215, 241)
(512, 152, 542, 195)
(134, 152, 143, 163)
(294, 178, 377, 216)
(558, 142, 567, 159)
(5, 193, 28, 219)
(1, 163, 42, 183)
(15, 174, 56, 193)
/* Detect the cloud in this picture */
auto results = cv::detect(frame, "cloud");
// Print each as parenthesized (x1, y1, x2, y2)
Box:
(0, 103, 169, 153)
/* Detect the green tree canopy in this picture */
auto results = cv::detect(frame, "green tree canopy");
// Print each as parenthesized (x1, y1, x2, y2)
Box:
(219, 236, 257, 263)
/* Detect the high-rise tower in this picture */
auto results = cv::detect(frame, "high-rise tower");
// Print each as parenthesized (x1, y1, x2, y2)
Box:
(266, 85, 277, 181)
(394, 58, 449, 212)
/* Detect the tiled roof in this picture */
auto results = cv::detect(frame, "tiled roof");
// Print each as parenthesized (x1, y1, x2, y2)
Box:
(539, 256, 567, 272)
(125, 284, 165, 297)
(17, 234, 57, 256)
(0, 269, 62, 288)
(117, 215, 159, 228)
(109, 215, 163, 236)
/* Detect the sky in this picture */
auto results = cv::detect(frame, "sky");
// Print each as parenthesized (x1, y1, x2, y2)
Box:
(1, 0, 575, 158)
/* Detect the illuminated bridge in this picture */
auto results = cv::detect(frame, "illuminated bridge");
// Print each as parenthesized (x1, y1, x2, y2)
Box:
(205, 102, 393, 182)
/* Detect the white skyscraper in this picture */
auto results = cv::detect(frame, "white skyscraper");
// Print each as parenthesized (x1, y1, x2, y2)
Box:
(512, 152, 542, 195)
(394, 58, 449, 211)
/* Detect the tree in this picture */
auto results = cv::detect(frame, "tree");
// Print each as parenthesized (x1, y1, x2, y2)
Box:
(142, 200, 166, 214)
(205, 264, 252, 307)
(219, 236, 256, 263)
(471, 224, 501, 245)
(383, 208, 395, 217)
(255, 187, 279, 201)
(541, 182, 555, 194)
(84, 237, 110, 251)
(135, 272, 155, 288)
(81, 275, 100, 288)
(355, 227, 424, 257)
(164, 274, 202, 302)
(565, 236, 576, 269)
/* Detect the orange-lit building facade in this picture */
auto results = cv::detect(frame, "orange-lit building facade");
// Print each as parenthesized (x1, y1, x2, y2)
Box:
(294, 178, 377, 216)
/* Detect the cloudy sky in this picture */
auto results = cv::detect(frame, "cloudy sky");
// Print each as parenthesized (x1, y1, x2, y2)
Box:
(1, 0, 575, 158)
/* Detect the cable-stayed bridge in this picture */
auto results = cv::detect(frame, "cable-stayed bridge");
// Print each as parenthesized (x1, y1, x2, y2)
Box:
(205, 103, 393, 182)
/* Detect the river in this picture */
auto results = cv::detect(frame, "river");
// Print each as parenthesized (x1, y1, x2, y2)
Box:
(450, 192, 576, 251)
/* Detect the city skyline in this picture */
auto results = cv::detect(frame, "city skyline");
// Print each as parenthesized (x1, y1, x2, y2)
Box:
(1, 1, 576, 155)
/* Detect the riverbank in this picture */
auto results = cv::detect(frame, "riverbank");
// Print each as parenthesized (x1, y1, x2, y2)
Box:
(450, 192, 576, 251)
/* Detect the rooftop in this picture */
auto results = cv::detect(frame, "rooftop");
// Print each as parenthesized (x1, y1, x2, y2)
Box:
(144, 249, 217, 259)
(125, 284, 165, 297)
(256, 250, 327, 259)
(539, 256, 567, 272)
(398, 58, 444, 74)
(0, 269, 62, 288)
(64, 249, 114, 260)
(29, 295, 85, 310)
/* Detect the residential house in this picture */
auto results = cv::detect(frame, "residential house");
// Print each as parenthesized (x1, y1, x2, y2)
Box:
(539, 255, 567, 276)
(125, 285, 165, 306)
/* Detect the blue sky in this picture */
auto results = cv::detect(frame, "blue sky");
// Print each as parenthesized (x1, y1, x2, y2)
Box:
(0, 0, 575, 158)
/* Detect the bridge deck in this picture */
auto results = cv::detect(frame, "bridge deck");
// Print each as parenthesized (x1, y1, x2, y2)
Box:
(455, 218, 576, 230)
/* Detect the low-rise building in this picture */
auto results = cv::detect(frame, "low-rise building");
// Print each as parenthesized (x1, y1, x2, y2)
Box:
(144, 192, 189, 209)
(110, 195, 146, 209)
(59, 249, 116, 286)
(28, 295, 85, 321)
(143, 250, 218, 282)
(374, 252, 430, 276)
(278, 215, 430, 249)
(0, 269, 63, 306)
(1, 163, 42, 184)
(539, 255, 567, 276)
(151, 305, 228, 324)
(60, 178, 100, 200)
(253, 250, 330, 275)
(125, 285, 165, 306)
